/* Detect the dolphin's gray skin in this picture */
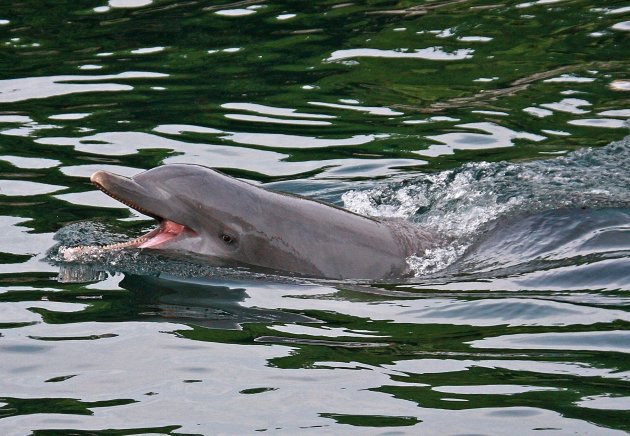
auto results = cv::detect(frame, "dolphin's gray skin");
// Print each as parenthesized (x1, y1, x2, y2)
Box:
(69, 164, 434, 280)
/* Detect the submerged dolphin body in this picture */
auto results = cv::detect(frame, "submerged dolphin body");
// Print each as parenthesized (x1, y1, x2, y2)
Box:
(73, 164, 434, 280)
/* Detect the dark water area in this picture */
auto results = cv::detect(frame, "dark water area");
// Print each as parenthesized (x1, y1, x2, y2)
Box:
(1, 0, 629, 434)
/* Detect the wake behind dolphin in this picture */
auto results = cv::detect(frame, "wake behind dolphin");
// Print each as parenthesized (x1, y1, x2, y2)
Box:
(341, 135, 630, 276)
(62, 164, 435, 280)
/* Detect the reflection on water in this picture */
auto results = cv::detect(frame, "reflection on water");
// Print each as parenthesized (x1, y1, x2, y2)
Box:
(0, 72, 167, 103)
(1, 0, 629, 434)
(2, 269, 629, 433)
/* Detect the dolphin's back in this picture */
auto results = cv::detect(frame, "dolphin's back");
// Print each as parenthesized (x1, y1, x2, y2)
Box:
(240, 188, 432, 279)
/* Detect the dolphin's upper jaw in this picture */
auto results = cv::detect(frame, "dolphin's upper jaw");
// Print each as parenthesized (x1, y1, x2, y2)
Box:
(90, 171, 160, 220)
(84, 170, 198, 251)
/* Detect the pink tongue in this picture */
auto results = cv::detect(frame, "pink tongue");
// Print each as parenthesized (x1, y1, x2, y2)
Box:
(139, 220, 186, 248)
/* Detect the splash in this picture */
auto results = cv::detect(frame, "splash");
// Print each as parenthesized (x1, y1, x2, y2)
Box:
(343, 136, 630, 276)
(52, 220, 156, 272)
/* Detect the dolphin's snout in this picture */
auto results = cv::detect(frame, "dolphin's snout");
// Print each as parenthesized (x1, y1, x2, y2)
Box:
(89, 170, 135, 198)
(89, 169, 159, 219)
(90, 170, 133, 190)
(90, 170, 110, 186)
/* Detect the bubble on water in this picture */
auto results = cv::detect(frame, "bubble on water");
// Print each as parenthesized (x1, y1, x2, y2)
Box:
(406, 244, 466, 276)
(341, 184, 428, 218)
(58, 245, 100, 262)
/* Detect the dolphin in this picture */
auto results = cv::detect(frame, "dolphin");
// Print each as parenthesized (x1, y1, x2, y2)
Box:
(64, 164, 434, 280)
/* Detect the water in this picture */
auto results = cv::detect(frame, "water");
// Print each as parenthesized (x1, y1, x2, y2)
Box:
(1, 0, 629, 434)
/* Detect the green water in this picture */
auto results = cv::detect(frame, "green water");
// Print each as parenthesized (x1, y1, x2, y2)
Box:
(1, 1, 629, 434)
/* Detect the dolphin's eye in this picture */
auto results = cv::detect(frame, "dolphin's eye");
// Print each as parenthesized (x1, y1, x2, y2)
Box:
(221, 233, 234, 244)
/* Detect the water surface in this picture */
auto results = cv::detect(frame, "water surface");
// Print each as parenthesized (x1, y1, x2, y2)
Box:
(1, 1, 629, 434)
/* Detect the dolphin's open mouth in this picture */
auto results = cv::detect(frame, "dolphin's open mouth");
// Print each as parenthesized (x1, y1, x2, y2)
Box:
(92, 174, 193, 247)
(92, 219, 189, 251)
(61, 171, 195, 259)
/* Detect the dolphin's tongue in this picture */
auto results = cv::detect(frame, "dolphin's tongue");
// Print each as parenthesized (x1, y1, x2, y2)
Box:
(138, 220, 186, 248)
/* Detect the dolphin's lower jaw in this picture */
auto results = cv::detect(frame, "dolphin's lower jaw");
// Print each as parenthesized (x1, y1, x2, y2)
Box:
(62, 217, 193, 260)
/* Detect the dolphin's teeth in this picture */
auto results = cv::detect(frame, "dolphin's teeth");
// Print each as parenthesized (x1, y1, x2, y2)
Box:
(64, 236, 150, 257)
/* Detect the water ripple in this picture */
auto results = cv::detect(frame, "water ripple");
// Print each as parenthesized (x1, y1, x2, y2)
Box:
(1, 1, 629, 433)
(327, 47, 474, 62)
(0, 72, 167, 103)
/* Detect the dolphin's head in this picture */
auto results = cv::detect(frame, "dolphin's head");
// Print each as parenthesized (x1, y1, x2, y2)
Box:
(88, 164, 271, 265)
